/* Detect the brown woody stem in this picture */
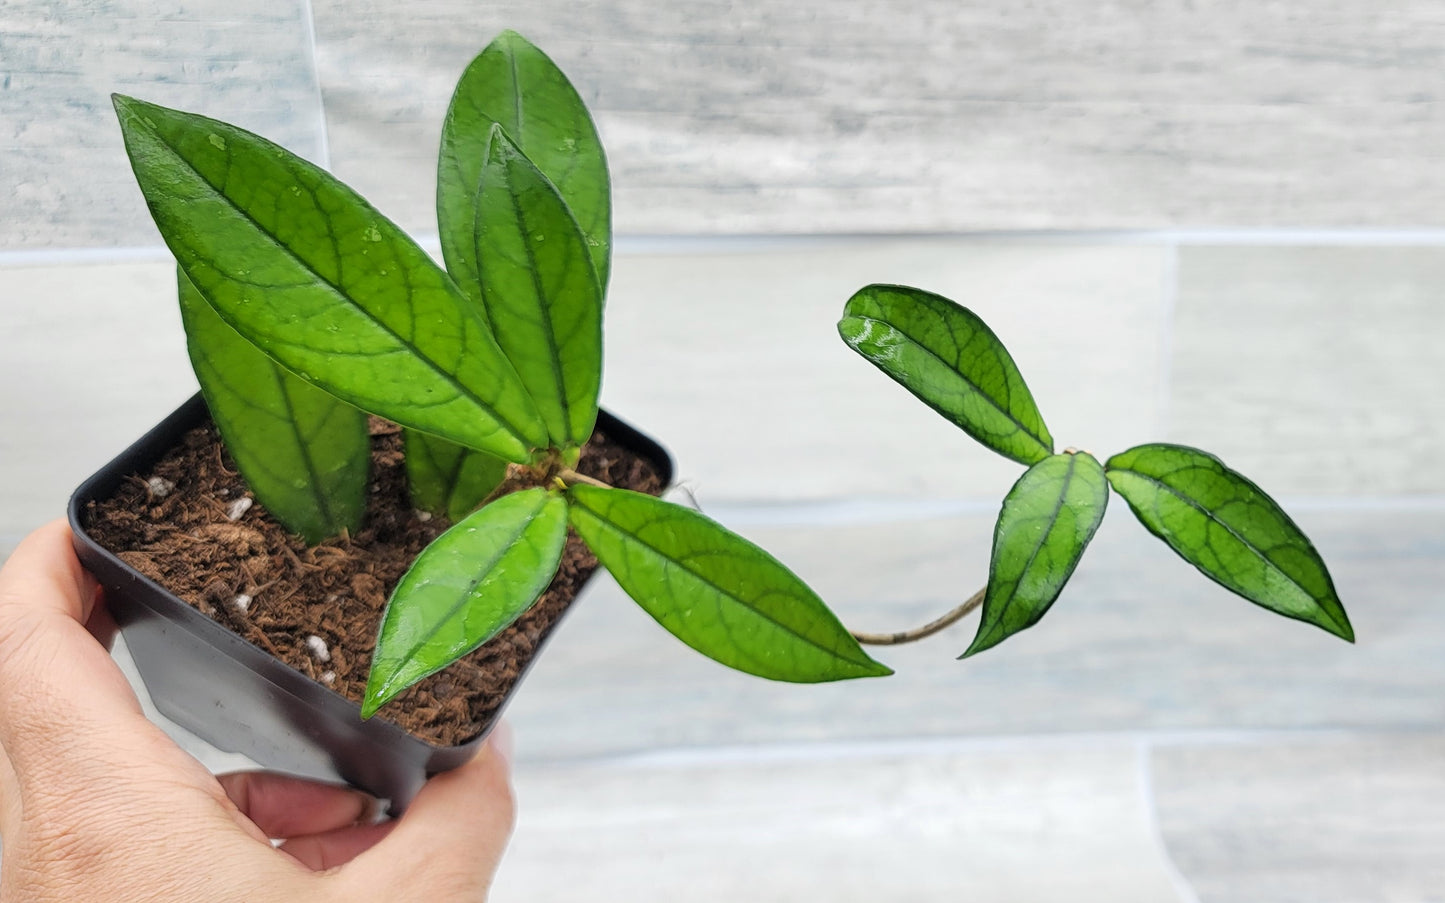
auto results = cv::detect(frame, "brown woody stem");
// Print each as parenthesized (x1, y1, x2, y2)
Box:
(851, 586, 985, 645)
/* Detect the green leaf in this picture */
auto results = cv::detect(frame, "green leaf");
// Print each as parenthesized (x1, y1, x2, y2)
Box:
(839, 284, 1053, 465)
(113, 94, 546, 464)
(962, 451, 1108, 658)
(404, 428, 507, 522)
(362, 488, 568, 716)
(439, 30, 611, 299)
(1105, 444, 1353, 641)
(474, 127, 603, 452)
(178, 269, 368, 544)
(566, 484, 892, 682)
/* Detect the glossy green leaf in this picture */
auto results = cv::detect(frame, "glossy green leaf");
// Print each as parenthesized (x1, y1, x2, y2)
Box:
(113, 94, 546, 464)
(962, 451, 1108, 658)
(363, 488, 568, 716)
(839, 284, 1053, 465)
(474, 127, 603, 452)
(439, 30, 611, 300)
(1106, 444, 1353, 641)
(404, 429, 508, 522)
(178, 269, 369, 543)
(566, 485, 892, 682)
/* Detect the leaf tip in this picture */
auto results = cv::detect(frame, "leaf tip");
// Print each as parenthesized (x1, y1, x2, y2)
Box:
(958, 625, 1005, 660)
(360, 675, 395, 720)
(1327, 611, 1355, 644)
(957, 640, 989, 661)
(494, 28, 530, 47)
(111, 93, 144, 122)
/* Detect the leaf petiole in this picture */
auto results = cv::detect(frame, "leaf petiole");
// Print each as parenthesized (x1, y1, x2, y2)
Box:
(850, 587, 985, 645)
(556, 467, 610, 489)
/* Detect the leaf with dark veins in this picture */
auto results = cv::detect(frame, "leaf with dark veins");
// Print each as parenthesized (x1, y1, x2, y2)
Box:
(113, 94, 546, 463)
(1106, 444, 1353, 641)
(839, 284, 1053, 465)
(179, 269, 369, 543)
(439, 30, 611, 299)
(566, 485, 892, 682)
(474, 126, 602, 454)
(363, 488, 567, 717)
(962, 451, 1108, 658)
(404, 429, 507, 522)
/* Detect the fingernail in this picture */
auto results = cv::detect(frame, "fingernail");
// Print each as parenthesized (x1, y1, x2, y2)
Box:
(353, 791, 384, 825)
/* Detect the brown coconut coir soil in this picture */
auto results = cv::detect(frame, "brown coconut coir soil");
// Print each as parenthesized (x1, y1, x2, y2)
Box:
(85, 417, 665, 746)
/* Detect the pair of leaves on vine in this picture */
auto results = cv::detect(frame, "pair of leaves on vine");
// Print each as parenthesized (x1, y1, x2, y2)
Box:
(368, 485, 890, 714)
(841, 284, 1352, 657)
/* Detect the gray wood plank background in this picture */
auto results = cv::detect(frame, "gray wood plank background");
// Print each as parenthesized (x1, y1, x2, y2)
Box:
(314, 0, 1445, 236)
(4, 0, 1444, 248)
(0, 0, 326, 248)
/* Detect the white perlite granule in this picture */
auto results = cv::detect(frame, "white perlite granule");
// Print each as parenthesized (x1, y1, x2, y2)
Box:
(304, 635, 331, 663)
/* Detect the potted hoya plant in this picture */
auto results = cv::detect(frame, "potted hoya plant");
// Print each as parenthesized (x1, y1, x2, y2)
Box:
(70, 31, 891, 808)
(68, 30, 1351, 810)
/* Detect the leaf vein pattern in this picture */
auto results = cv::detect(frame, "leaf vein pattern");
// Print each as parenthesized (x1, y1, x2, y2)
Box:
(142, 120, 525, 447)
(575, 502, 861, 662)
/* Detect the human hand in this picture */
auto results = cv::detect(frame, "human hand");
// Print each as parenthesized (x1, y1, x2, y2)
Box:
(0, 521, 515, 901)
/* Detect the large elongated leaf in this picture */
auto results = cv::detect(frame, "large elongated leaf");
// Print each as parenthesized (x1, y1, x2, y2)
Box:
(963, 452, 1108, 658)
(1106, 444, 1353, 641)
(362, 488, 568, 716)
(439, 30, 611, 299)
(566, 485, 891, 682)
(113, 94, 546, 463)
(404, 429, 507, 522)
(839, 284, 1053, 465)
(179, 270, 369, 543)
(474, 127, 602, 453)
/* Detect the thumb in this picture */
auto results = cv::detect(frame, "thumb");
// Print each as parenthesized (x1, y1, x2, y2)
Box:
(340, 725, 515, 896)
(0, 521, 149, 778)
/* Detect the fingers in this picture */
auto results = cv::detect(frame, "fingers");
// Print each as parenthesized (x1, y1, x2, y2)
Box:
(338, 727, 515, 895)
(379, 734, 515, 855)
(279, 821, 396, 871)
(217, 771, 378, 840)
(0, 520, 101, 626)
(0, 521, 152, 778)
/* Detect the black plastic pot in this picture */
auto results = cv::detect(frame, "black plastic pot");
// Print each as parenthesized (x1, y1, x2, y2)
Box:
(68, 393, 672, 810)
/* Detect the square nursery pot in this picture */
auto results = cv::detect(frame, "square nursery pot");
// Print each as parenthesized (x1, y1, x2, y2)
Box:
(68, 393, 672, 809)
